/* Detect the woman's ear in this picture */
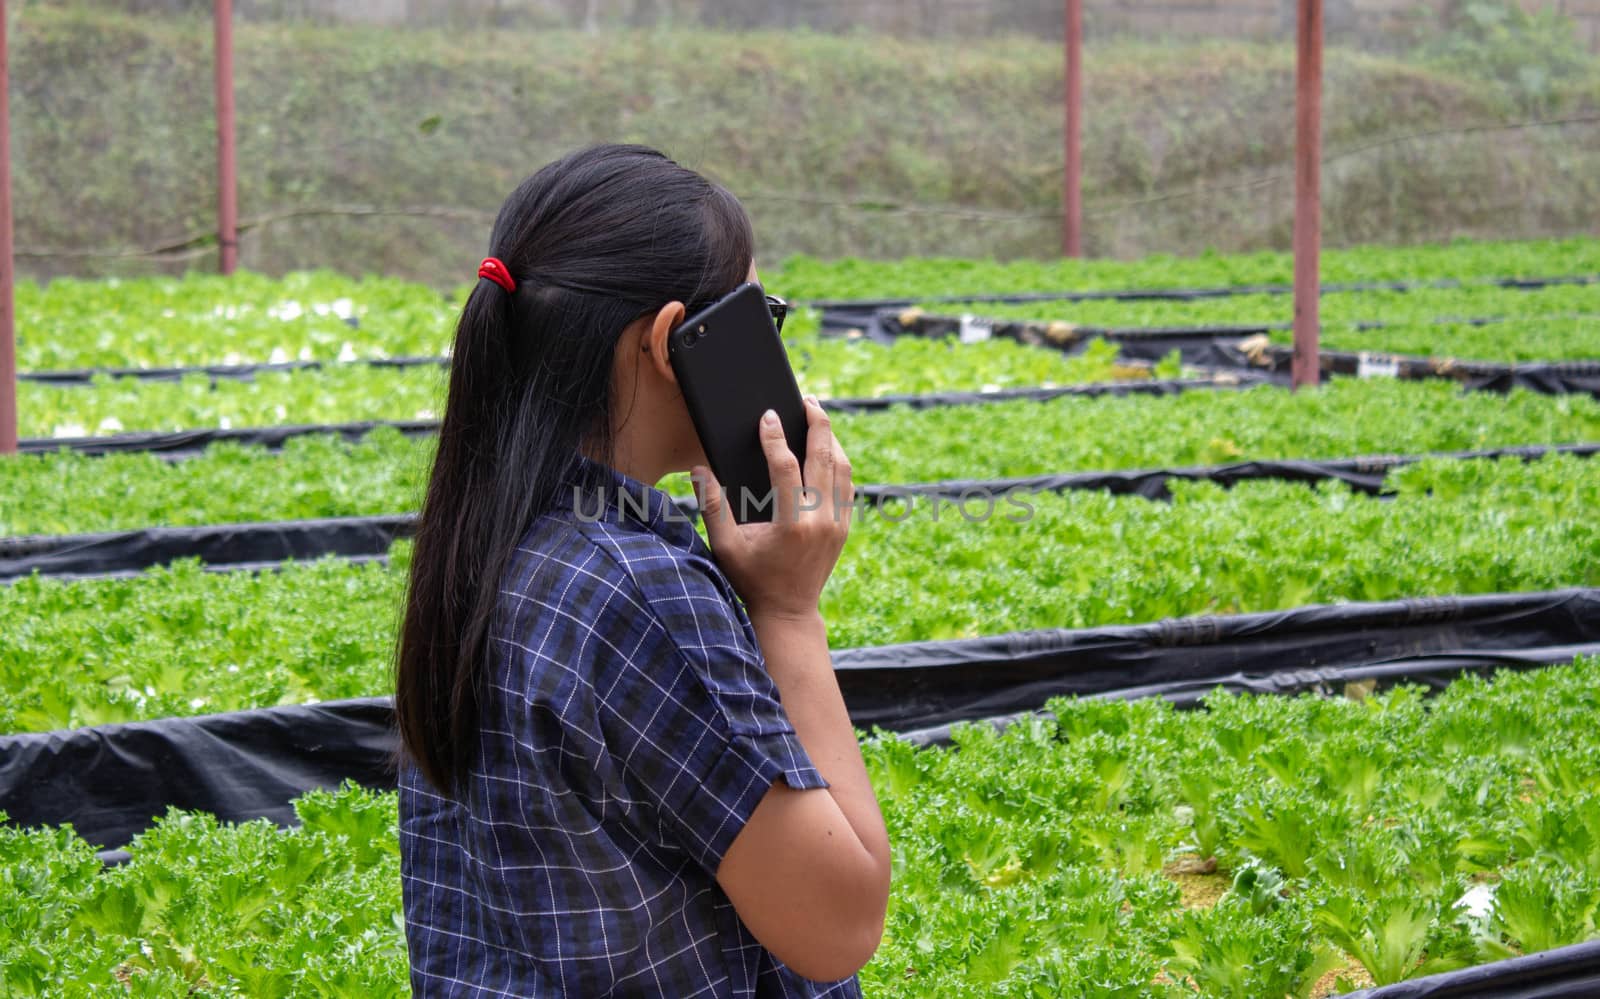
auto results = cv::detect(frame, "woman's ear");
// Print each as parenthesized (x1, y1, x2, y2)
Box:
(643, 301, 685, 384)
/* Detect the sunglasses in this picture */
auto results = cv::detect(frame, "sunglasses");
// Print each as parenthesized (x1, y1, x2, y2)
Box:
(683, 292, 789, 334)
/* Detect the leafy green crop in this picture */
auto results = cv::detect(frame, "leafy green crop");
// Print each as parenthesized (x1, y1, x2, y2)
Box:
(15, 238, 1600, 373)
(0, 554, 408, 733)
(1163, 893, 1341, 998)
(830, 452, 1599, 644)
(14, 270, 457, 370)
(834, 378, 1600, 484)
(13, 657, 1600, 995)
(15, 329, 1146, 439)
(19, 366, 451, 440)
(782, 328, 1143, 401)
(8, 379, 1598, 537)
(935, 281, 1600, 363)
(940, 281, 1600, 330)
(3, 454, 1597, 734)
(3, 429, 434, 537)
(773, 236, 1600, 301)
(1297, 316, 1600, 364)
(1485, 861, 1600, 958)
(5, 248, 1598, 995)
(0, 782, 405, 997)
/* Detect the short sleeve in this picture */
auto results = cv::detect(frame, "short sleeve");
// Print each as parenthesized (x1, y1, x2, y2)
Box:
(591, 544, 828, 875)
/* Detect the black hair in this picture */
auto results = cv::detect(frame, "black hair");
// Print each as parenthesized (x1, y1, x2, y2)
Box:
(395, 144, 755, 798)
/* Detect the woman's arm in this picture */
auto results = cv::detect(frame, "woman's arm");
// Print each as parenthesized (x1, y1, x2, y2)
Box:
(694, 400, 891, 982)
(724, 609, 891, 981)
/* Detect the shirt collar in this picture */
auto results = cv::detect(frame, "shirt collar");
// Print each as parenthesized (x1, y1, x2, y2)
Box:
(566, 453, 708, 555)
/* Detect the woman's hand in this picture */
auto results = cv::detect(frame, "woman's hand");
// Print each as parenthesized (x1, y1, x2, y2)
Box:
(699, 397, 889, 982)
(692, 396, 853, 621)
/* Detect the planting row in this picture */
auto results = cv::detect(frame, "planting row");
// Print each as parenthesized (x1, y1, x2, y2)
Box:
(7, 379, 1597, 538)
(940, 281, 1600, 331)
(16, 238, 1598, 372)
(1269, 317, 1600, 365)
(935, 282, 1600, 363)
(16, 270, 458, 371)
(17, 336, 1162, 440)
(8, 656, 1600, 996)
(0, 782, 407, 996)
(862, 655, 1600, 995)
(778, 236, 1600, 302)
(4, 453, 1596, 734)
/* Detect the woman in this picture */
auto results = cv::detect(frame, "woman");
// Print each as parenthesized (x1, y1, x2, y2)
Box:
(394, 144, 891, 998)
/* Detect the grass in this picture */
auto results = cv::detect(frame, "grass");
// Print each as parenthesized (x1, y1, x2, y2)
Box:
(9, 5, 1600, 283)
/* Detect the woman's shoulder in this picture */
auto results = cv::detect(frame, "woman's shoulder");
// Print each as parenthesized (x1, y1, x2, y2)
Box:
(496, 505, 796, 758)
(503, 507, 742, 643)
(490, 507, 766, 741)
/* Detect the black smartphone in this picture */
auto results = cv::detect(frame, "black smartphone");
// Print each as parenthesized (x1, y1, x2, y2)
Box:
(669, 282, 808, 523)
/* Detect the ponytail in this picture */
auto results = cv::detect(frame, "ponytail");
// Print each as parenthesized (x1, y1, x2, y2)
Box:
(394, 144, 755, 798)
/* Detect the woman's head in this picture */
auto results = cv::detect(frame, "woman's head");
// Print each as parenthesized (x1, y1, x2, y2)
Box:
(457, 143, 755, 477)
(396, 144, 756, 797)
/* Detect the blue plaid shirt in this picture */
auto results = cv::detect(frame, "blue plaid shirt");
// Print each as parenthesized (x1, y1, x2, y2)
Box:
(399, 456, 863, 998)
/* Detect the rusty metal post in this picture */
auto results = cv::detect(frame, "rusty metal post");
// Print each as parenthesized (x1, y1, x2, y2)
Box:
(214, 0, 238, 275)
(1062, 0, 1083, 257)
(1292, 0, 1322, 389)
(0, 0, 15, 453)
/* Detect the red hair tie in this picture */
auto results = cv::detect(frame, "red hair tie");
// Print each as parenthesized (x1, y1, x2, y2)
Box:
(478, 257, 516, 294)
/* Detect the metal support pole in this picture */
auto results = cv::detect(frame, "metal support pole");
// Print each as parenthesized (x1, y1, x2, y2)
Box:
(1292, 0, 1323, 390)
(0, 0, 16, 454)
(1062, 0, 1083, 257)
(214, 0, 238, 275)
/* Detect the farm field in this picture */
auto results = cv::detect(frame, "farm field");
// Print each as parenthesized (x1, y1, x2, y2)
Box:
(11, 238, 1598, 441)
(16, 239, 1599, 370)
(5, 453, 1597, 732)
(4, 236, 1599, 997)
(6, 380, 1599, 536)
(772, 238, 1600, 302)
(6, 656, 1600, 996)
(943, 282, 1600, 363)
(16, 335, 1165, 440)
